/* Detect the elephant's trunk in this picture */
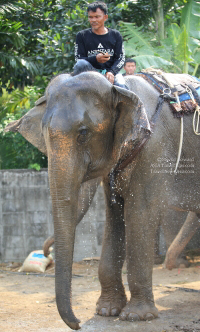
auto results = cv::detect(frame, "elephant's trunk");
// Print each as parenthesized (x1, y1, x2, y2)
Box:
(48, 151, 83, 330)
(54, 220, 80, 330)
(43, 178, 101, 257)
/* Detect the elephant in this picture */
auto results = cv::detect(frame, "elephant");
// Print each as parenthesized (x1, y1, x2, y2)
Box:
(5, 70, 200, 330)
(164, 211, 200, 269)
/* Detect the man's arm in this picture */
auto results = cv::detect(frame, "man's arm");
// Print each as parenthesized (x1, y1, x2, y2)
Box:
(107, 33, 125, 76)
(105, 32, 125, 84)
(75, 32, 98, 66)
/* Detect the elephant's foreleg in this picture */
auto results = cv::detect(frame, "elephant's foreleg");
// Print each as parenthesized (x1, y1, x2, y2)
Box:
(97, 180, 127, 317)
(119, 198, 158, 322)
(164, 211, 200, 270)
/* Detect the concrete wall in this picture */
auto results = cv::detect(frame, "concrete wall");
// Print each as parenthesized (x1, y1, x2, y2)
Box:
(1, 169, 200, 264)
(0, 169, 105, 263)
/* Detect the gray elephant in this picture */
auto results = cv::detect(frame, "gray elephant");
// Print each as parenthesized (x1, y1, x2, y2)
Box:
(5, 71, 200, 330)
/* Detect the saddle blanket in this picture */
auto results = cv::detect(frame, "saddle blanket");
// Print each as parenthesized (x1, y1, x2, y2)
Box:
(137, 70, 200, 117)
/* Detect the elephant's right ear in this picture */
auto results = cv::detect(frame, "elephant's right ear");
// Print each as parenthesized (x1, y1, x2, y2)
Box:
(111, 85, 151, 163)
(5, 96, 47, 156)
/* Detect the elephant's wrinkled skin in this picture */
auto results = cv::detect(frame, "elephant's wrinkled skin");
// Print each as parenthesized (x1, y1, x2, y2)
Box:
(5, 72, 200, 330)
(43, 176, 101, 256)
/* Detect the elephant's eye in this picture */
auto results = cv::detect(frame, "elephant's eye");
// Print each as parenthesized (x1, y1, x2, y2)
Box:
(77, 128, 89, 144)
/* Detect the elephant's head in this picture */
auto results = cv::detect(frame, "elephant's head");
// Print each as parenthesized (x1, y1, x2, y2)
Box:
(5, 71, 150, 330)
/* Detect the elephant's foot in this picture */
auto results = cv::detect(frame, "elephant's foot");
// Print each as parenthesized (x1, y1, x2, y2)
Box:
(164, 254, 190, 270)
(96, 290, 127, 317)
(119, 298, 158, 322)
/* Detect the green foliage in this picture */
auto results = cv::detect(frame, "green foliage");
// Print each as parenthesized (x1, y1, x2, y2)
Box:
(181, 0, 200, 74)
(0, 0, 19, 14)
(164, 0, 200, 74)
(0, 86, 43, 121)
(181, 0, 200, 40)
(0, 1, 40, 94)
(120, 21, 176, 72)
(120, 0, 200, 75)
(28, 163, 41, 171)
(0, 87, 47, 170)
(120, 0, 189, 34)
(174, 25, 193, 69)
(0, 115, 47, 170)
(120, 22, 155, 56)
(131, 55, 175, 72)
(36, 2, 89, 75)
(0, 113, 47, 170)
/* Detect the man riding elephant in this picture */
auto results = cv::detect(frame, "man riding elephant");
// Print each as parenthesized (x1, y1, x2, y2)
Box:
(74, 1, 127, 89)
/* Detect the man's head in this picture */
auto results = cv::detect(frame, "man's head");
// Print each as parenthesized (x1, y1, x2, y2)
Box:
(124, 58, 136, 75)
(87, 2, 108, 33)
(87, 1, 108, 15)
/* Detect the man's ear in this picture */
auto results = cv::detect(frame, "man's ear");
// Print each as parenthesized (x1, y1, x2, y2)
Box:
(5, 96, 47, 156)
(111, 85, 151, 163)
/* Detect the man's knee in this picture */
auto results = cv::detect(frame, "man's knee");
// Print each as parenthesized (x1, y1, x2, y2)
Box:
(73, 59, 95, 76)
(114, 73, 129, 90)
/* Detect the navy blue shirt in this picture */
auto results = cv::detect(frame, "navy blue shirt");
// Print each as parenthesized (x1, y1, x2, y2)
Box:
(75, 28, 125, 75)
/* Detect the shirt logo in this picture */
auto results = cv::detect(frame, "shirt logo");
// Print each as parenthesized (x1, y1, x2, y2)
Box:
(97, 43, 104, 48)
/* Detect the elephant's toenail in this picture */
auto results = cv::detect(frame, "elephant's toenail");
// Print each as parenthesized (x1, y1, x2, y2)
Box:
(144, 313, 154, 321)
(101, 308, 107, 316)
(128, 313, 140, 321)
(119, 311, 126, 320)
(111, 308, 118, 316)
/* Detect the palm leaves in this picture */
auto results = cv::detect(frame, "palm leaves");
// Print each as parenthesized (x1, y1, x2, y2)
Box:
(120, 22, 175, 72)
(0, 0, 19, 14)
(120, 0, 200, 75)
(120, 23, 154, 56)
(167, 0, 200, 74)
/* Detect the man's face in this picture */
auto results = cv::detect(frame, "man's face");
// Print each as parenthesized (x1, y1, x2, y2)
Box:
(88, 8, 108, 32)
(124, 62, 136, 75)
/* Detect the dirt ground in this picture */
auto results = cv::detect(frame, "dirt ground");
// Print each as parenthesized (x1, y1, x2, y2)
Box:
(0, 257, 200, 332)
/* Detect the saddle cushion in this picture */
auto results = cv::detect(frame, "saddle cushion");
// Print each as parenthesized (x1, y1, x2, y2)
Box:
(137, 70, 200, 117)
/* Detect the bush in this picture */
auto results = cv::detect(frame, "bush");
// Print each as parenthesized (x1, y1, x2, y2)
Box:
(0, 87, 47, 170)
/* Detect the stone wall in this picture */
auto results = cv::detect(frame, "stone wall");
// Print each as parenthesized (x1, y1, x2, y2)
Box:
(0, 169, 105, 263)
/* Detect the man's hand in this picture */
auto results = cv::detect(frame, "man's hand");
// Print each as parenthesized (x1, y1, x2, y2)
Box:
(96, 52, 110, 63)
(105, 71, 114, 84)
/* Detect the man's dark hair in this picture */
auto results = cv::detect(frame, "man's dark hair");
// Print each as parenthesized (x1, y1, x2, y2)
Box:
(124, 58, 136, 65)
(87, 1, 108, 15)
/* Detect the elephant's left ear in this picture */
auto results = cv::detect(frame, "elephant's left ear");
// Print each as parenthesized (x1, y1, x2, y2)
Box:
(112, 85, 151, 161)
(5, 96, 47, 156)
